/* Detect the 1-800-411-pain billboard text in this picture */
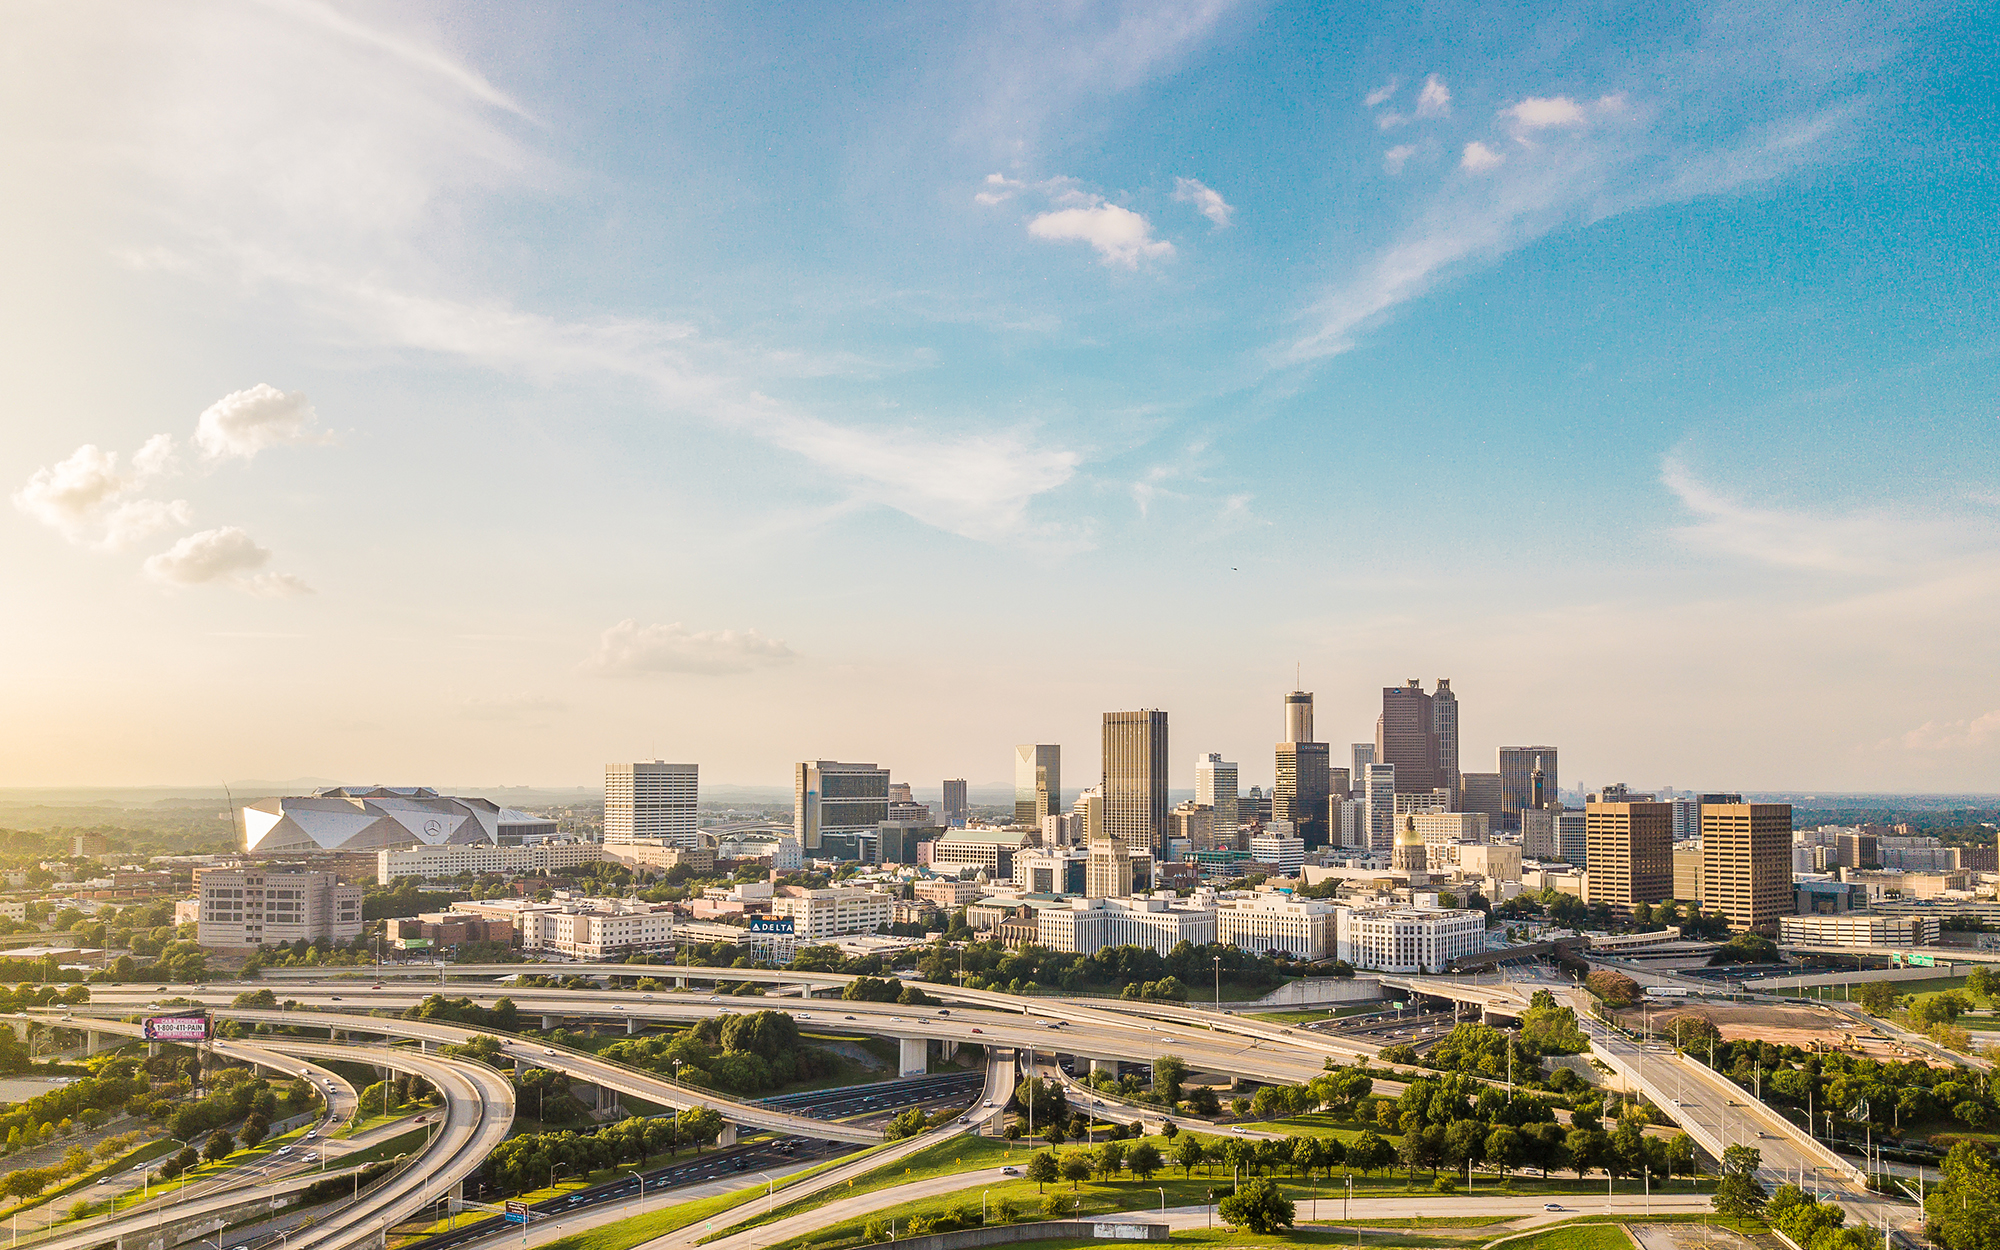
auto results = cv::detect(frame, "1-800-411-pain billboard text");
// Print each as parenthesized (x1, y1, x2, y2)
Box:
(142, 1013, 210, 1042)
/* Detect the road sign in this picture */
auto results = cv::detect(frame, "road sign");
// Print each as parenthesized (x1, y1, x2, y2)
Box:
(504, 1201, 529, 1223)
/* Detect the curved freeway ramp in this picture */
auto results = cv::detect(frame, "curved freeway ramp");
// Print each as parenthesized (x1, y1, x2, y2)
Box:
(12, 1030, 509, 1250)
(164, 1008, 883, 1146)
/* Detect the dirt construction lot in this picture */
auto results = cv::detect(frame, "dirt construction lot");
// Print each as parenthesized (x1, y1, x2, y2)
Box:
(1613, 999, 1921, 1063)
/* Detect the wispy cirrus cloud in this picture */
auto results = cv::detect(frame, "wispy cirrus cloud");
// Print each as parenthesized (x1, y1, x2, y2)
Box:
(23, 2, 1080, 546)
(1172, 177, 1234, 228)
(1285, 6, 1889, 366)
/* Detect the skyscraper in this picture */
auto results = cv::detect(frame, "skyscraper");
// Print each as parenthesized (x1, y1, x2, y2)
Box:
(604, 761, 699, 847)
(1351, 742, 1375, 785)
(1375, 680, 1442, 797)
(1432, 679, 1460, 795)
(1364, 762, 1397, 851)
(1499, 747, 1560, 823)
(794, 760, 889, 853)
(1013, 745, 1062, 828)
(1283, 690, 1314, 744)
(1103, 710, 1169, 855)
(941, 778, 968, 827)
(1273, 690, 1331, 848)
(1701, 802, 1793, 933)
(1194, 754, 1239, 846)
(1584, 798, 1673, 915)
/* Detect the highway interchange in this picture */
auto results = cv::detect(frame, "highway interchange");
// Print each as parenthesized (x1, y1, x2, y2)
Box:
(14, 960, 1935, 1250)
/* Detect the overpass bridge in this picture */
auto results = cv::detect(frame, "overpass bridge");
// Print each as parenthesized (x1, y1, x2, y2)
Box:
(15, 1019, 510, 1250)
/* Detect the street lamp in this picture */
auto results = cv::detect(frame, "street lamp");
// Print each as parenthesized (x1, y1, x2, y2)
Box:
(626, 1165, 648, 1210)
(1212, 957, 1221, 1014)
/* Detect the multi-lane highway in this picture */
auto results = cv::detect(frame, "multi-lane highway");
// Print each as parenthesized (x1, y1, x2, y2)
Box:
(11, 1028, 510, 1250)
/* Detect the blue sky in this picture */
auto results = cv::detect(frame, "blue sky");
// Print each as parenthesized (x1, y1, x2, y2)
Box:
(3, 0, 1996, 793)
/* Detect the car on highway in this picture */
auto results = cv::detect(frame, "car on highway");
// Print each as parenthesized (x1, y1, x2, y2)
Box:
(1544, 1203, 1563, 1212)
(329, 995, 342, 1001)
(644, 994, 655, 1000)
(844, 1014, 857, 1020)
(937, 1009, 950, 1015)
(1002, 1166, 1020, 1176)
(798, 1012, 812, 1018)
(544, 1047, 557, 1055)
(970, 1027, 981, 1034)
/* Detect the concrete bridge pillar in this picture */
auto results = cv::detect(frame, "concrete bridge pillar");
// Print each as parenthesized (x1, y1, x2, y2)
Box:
(675, 976, 688, 990)
(717, 1123, 737, 1147)
(1090, 1057, 1116, 1078)
(542, 1015, 560, 1031)
(897, 1036, 927, 1078)
(940, 1039, 958, 1061)
(626, 1017, 641, 1035)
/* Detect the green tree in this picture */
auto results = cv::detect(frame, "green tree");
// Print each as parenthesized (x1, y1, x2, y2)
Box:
(202, 1130, 233, 1162)
(1025, 1150, 1059, 1191)
(1930, 1141, 2000, 1250)
(1172, 1133, 1204, 1177)
(1128, 1141, 1162, 1181)
(993, 1198, 1019, 1224)
(1154, 1054, 1187, 1103)
(1040, 1192, 1072, 1219)
(1060, 1152, 1093, 1189)
(1713, 1170, 1767, 1223)
(1218, 1177, 1295, 1235)
(1094, 1140, 1126, 1179)
(674, 1106, 722, 1153)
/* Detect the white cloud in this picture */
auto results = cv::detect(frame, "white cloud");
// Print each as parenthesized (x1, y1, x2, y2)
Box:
(1505, 96, 1588, 130)
(1900, 710, 2000, 752)
(194, 384, 325, 460)
(12, 441, 190, 550)
(1374, 111, 1407, 131)
(974, 173, 1025, 205)
(1383, 144, 1419, 175)
(1172, 177, 1233, 228)
(1284, 81, 1863, 363)
(1028, 204, 1174, 268)
(1659, 456, 1983, 575)
(1460, 141, 1505, 172)
(1415, 75, 1451, 118)
(1365, 79, 1399, 108)
(143, 525, 309, 595)
(585, 619, 797, 676)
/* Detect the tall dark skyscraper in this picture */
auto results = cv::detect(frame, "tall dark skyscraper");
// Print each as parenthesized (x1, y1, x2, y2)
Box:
(1102, 710, 1169, 855)
(1432, 679, 1459, 795)
(1273, 689, 1332, 848)
(1375, 680, 1442, 797)
(1499, 746, 1561, 824)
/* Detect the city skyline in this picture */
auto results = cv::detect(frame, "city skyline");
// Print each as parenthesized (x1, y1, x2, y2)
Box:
(4, 2, 1996, 792)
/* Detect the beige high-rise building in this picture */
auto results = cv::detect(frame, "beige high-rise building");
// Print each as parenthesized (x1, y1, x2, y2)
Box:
(1701, 802, 1793, 933)
(1194, 753, 1239, 845)
(1673, 842, 1705, 903)
(1584, 800, 1673, 915)
(1013, 745, 1062, 828)
(1102, 710, 1169, 855)
(1169, 801, 1213, 849)
(1086, 834, 1133, 899)
(605, 761, 699, 847)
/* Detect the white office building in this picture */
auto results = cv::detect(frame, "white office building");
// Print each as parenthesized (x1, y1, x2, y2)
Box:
(605, 761, 699, 848)
(1249, 834, 1305, 877)
(1216, 895, 1335, 961)
(1334, 904, 1485, 974)
(521, 905, 678, 960)
(1195, 754, 1240, 845)
(769, 887, 895, 940)
(378, 841, 605, 883)
(1037, 895, 1217, 956)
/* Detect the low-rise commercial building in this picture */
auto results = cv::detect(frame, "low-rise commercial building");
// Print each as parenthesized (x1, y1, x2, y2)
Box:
(1777, 912, 1941, 947)
(1249, 835, 1305, 877)
(930, 827, 1038, 879)
(379, 841, 607, 882)
(386, 912, 517, 947)
(769, 887, 894, 939)
(1333, 904, 1485, 973)
(521, 906, 677, 959)
(1037, 894, 1217, 955)
(1216, 895, 1335, 961)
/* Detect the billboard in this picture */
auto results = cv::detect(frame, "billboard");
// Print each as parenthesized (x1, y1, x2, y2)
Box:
(143, 1013, 210, 1043)
(748, 917, 795, 934)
